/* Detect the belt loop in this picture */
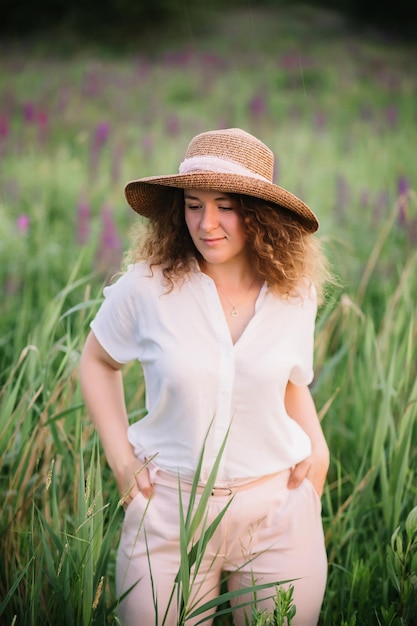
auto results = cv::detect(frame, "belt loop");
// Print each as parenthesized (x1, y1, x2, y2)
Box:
(211, 487, 233, 497)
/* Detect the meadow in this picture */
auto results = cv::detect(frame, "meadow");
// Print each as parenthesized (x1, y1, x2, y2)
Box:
(1, 5, 417, 625)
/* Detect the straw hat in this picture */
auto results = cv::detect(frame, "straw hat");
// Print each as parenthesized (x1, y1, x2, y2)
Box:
(125, 128, 319, 233)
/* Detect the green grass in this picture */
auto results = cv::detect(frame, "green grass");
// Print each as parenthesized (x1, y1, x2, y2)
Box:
(1, 5, 417, 624)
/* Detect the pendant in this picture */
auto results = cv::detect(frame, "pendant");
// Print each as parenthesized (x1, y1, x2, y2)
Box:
(231, 308, 239, 317)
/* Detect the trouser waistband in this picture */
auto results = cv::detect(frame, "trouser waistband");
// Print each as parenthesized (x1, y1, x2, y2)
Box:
(153, 468, 290, 497)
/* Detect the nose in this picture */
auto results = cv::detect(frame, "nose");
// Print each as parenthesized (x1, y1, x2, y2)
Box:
(200, 204, 219, 231)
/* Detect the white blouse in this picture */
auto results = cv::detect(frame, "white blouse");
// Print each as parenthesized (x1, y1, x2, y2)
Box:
(90, 261, 317, 482)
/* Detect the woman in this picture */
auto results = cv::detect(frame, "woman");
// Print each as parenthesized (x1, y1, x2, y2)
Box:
(80, 127, 330, 625)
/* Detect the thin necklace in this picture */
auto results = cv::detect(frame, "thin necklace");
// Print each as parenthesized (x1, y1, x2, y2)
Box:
(216, 277, 257, 318)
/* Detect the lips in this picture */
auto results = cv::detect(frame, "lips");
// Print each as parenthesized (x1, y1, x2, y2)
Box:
(201, 237, 226, 245)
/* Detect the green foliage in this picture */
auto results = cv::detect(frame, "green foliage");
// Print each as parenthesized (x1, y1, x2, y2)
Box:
(250, 585, 297, 626)
(383, 506, 417, 625)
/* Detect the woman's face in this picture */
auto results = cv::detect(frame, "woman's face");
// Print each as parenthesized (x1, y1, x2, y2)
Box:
(184, 189, 248, 268)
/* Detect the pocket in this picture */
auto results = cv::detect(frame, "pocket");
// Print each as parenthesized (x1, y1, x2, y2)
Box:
(119, 491, 152, 556)
(123, 490, 151, 525)
(303, 477, 322, 510)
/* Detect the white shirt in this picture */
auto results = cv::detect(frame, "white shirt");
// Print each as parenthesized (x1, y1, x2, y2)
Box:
(90, 261, 317, 481)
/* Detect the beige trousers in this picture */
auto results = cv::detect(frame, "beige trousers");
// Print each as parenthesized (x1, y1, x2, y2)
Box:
(116, 467, 327, 626)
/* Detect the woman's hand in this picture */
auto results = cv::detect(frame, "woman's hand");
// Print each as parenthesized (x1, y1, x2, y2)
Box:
(115, 456, 154, 508)
(287, 446, 330, 497)
(284, 382, 330, 498)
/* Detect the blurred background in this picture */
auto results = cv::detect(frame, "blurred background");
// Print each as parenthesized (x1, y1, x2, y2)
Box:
(1, 2, 417, 625)
(1, 0, 417, 42)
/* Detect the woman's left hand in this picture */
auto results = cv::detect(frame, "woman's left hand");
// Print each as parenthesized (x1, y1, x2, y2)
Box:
(287, 448, 330, 497)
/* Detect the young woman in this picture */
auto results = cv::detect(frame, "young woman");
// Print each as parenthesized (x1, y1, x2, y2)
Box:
(80, 127, 331, 625)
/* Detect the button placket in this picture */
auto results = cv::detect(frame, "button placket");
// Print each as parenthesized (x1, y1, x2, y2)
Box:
(200, 276, 235, 480)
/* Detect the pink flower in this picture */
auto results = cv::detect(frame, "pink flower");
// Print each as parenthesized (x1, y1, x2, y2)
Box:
(166, 115, 180, 136)
(83, 70, 101, 97)
(315, 111, 326, 131)
(90, 121, 111, 176)
(386, 106, 398, 127)
(94, 121, 110, 148)
(249, 93, 267, 118)
(37, 109, 49, 143)
(23, 102, 36, 122)
(0, 114, 9, 139)
(95, 204, 122, 275)
(101, 205, 120, 249)
(16, 214, 30, 232)
(397, 175, 409, 225)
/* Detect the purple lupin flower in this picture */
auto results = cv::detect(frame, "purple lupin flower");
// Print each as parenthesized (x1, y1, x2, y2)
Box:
(166, 114, 180, 136)
(202, 52, 226, 70)
(16, 214, 30, 233)
(359, 188, 370, 208)
(82, 69, 101, 98)
(336, 174, 350, 219)
(397, 175, 409, 226)
(96, 204, 122, 275)
(76, 196, 91, 245)
(23, 102, 36, 122)
(136, 57, 150, 80)
(37, 108, 49, 144)
(101, 205, 120, 248)
(315, 110, 326, 131)
(90, 121, 110, 175)
(0, 113, 9, 140)
(94, 121, 110, 148)
(56, 85, 71, 113)
(386, 106, 398, 128)
(163, 49, 192, 66)
(249, 92, 267, 119)
(279, 53, 298, 70)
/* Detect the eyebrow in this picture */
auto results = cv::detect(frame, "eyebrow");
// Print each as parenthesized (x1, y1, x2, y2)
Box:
(184, 194, 231, 201)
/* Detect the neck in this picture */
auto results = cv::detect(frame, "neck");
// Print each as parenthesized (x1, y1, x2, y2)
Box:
(200, 260, 257, 291)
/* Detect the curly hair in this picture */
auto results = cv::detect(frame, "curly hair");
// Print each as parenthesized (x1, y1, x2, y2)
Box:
(125, 189, 331, 303)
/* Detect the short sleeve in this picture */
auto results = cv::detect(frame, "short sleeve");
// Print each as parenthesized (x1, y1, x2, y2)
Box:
(289, 284, 317, 386)
(90, 267, 142, 363)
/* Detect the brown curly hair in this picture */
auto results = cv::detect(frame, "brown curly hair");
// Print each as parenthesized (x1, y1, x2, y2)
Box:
(125, 189, 331, 303)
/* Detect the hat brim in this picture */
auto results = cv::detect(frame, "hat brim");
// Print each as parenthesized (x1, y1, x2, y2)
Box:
(124, 172, 319, 233)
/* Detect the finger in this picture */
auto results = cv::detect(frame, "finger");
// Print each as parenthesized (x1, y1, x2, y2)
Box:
(120, 483, 141, 509)
(135, 467, 154, 499)
(287, 460, 310, 489)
